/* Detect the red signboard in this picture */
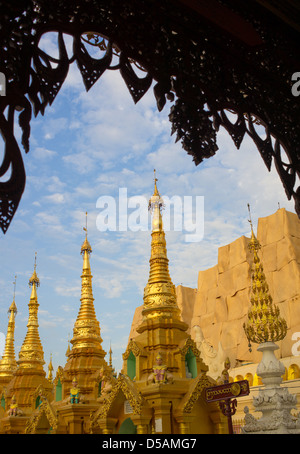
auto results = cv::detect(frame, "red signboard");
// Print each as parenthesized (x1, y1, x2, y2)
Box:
(205, 379, 250, 403)
(205, 380, 250, 434)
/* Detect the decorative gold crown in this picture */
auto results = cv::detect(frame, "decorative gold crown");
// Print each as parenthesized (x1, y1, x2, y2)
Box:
(243, 206, 287, 347)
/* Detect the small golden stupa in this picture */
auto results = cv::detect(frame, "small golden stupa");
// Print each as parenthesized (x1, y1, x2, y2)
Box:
(0, 255, 53, 434)
(0, 277, 18, 387)
(243, 205, 287, 349)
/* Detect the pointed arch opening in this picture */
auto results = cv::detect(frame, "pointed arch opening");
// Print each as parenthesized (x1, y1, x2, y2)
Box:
(127, 351, 136, 380)
(1, 394, 5, 410)
(185, 347, 197, 378)
(118, 417, 137, 434)
(55, 378, 62, 402)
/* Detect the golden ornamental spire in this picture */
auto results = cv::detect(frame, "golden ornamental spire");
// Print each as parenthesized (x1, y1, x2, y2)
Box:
(17, 253, 45, 370)
(243, 205, 287, 349)
(48, 353, 54, 383)
(142, 171, 180, 320)
(0, 276, 18, 378)
(109, 343, 113, 368)
(71, 213, 103, 350)
(81, 211, 92, 255)
(65, 335, 71, 357)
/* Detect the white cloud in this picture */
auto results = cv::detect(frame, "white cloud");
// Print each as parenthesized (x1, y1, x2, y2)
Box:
(46, 176, 67, 193)
(146, 142, 194, 175)
(54, 284, 81, 298)
(96, 276, 123, 299)
(62, 152, 95, 174)
(32, 147, 57, 160)
(42, 117, 68, 140)
(44, 193, 66, 204)
(34, 211, 66, 235)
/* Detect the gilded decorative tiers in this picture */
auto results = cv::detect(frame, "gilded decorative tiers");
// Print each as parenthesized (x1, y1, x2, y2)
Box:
(71, 225, 102, 350)
(17, 255, 45, 370)
(1, 256, 53, 423)
(142, 172, 181, 321)
(0, 296, 18, 379)
(243, 218, 287, 346)
(115, 174, 224, 435)
(62, 216, 107, 403)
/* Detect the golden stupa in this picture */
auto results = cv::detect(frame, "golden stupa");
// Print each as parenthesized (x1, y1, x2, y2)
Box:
(0, 175, 226, 434)
(0, 256, 53, 434)
(90, 171, 226, 434)
(25, 215, 113, 434)
(0, 277, 18, 387)
(243, 206, 287, 348)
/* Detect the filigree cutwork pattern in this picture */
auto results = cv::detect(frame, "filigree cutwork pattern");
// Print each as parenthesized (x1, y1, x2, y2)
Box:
(180, 337, 200, 359)
(182, 373, 213, 414)
(90, 374, 145, 432)
(122, 340, 142, 360)
(25, 397, 58, 434)
(0, 0, 299, 233)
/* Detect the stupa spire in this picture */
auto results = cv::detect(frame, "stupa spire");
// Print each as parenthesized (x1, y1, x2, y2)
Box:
(71, 212, 102, 350)
(63, 212, 107, 404)
(243, 205, 287, 349)
(0, 276, 18, 378)
(142, 171, 180, 320)
(65, 334, 71, 357)
(48, 353, 54, 383)
(109, 343, 113, 368)
(128, 171, 206, 386)
(17, 253, 45, 370)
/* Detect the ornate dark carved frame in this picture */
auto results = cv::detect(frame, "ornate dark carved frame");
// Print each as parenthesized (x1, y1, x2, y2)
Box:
(0, 0, 299, 233)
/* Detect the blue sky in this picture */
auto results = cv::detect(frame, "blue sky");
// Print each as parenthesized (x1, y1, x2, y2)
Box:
(0, 33, 296, 375)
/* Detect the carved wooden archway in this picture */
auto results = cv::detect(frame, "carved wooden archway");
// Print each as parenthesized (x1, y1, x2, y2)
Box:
(0, 0, 299, 233)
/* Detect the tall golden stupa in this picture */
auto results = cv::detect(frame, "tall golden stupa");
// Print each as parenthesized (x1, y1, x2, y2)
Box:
(24, 217, 113, 434)
(90, 172, 226, 434)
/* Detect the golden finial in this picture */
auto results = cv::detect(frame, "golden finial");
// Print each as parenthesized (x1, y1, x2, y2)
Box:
(84, 211, 88, 233)
(247, 204, 260, 254)
(243, 207, 287, 348)
(247, 203, 252, 228)
(148, 170, 164, 231)
(153, 169, 159, 196)
(48, 353, 54, 383)
(81, 211, 92, 254)
(29, 252, 40, 287)
(9, 276, 18, 314)
(13, 275, 17, 299)
(109, 342, 113, 368)
(66, 334, 71, 357)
